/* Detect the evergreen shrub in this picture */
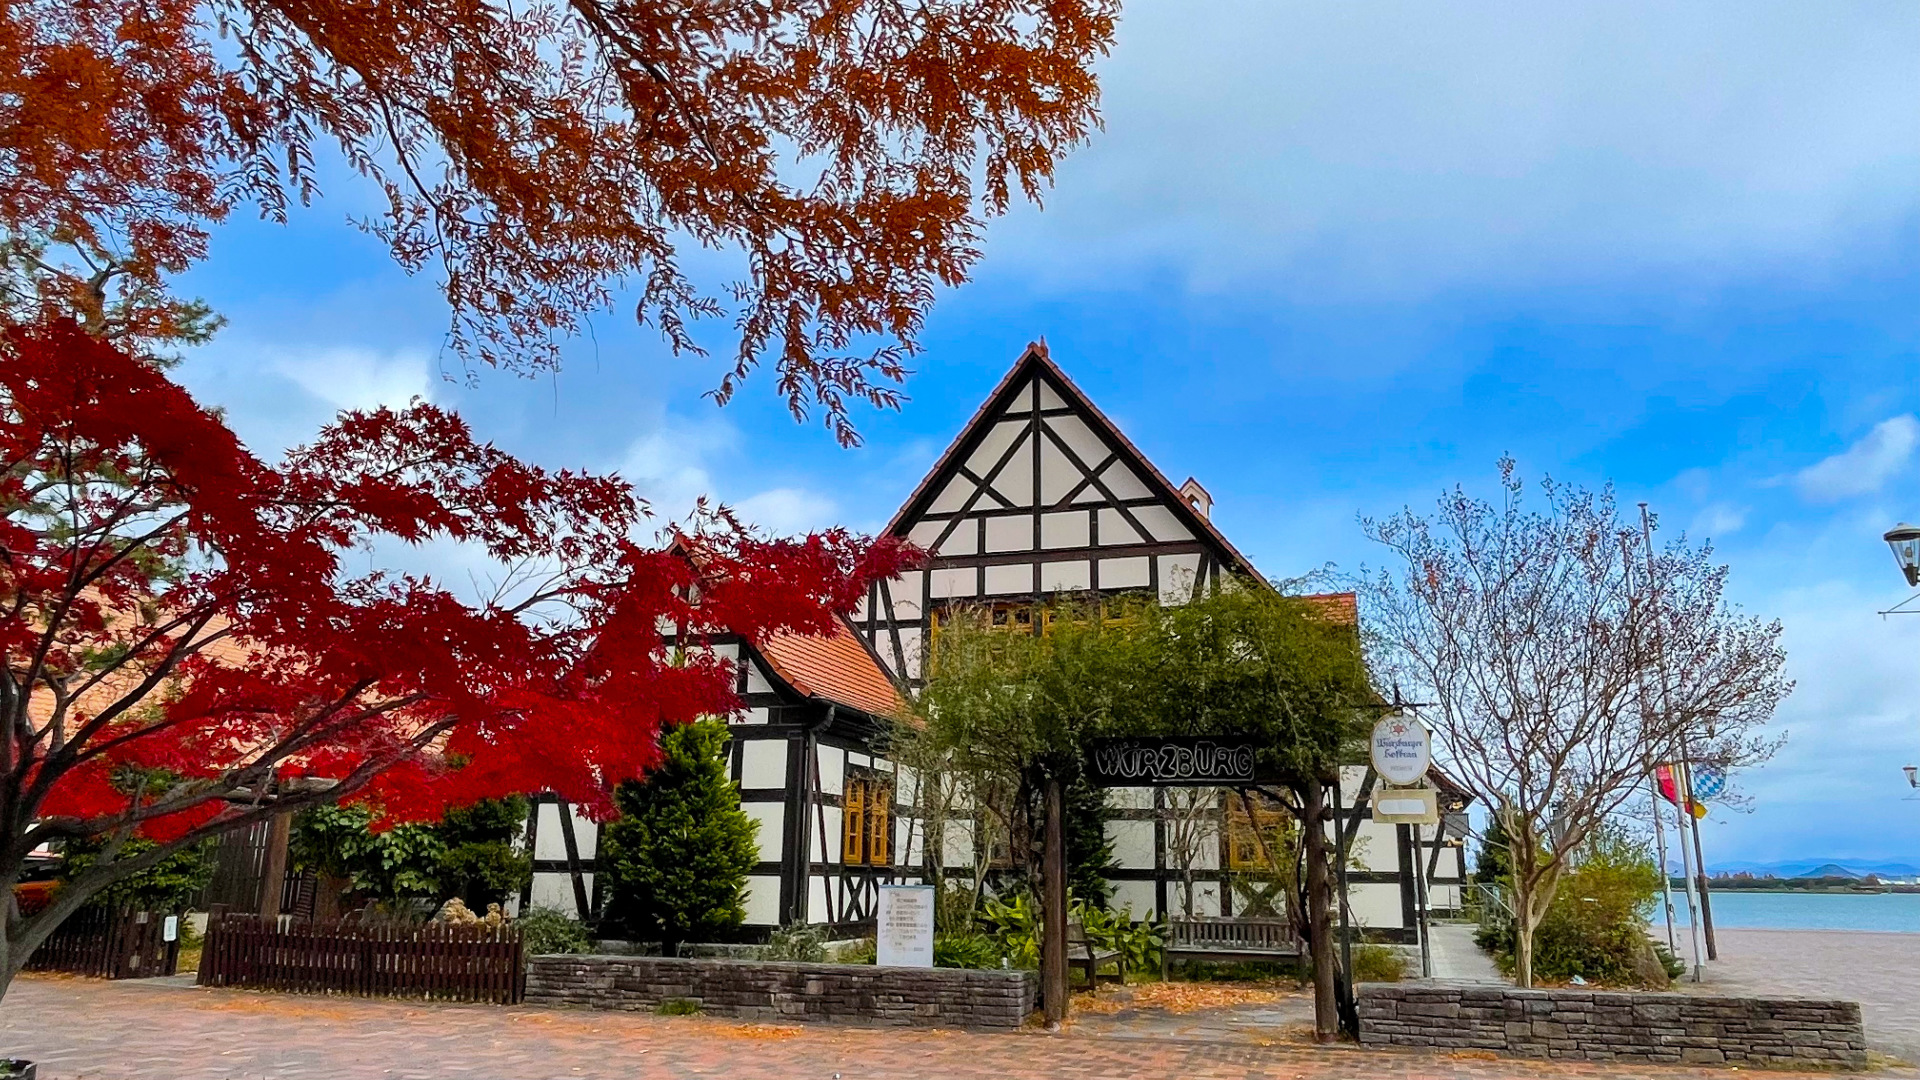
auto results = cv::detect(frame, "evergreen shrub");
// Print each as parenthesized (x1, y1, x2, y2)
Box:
(600, 719, 758, 955)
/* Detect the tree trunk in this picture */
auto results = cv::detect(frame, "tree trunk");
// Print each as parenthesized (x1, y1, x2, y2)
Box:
(1303, 773, 1338, 1043)
(1512, 875, 1535, 988)
(1042, 774, 1069, 1026)
(258, 810, 292, 920)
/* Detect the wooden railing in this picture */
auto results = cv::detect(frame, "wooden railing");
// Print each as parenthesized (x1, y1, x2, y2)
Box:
(24, 905, 180, 979)
(198, 913, 525, 1004)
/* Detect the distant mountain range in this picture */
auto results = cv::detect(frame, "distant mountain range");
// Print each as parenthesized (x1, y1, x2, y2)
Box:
(1699, 859, 1920, 879)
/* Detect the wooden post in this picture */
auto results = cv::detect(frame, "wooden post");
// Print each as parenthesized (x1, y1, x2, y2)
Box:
(1333, 773, 1357, 1038)
(1042, 773, 1069, 1027)
(257, 811, 292, 920)
(1303, 773, 1338, 1043)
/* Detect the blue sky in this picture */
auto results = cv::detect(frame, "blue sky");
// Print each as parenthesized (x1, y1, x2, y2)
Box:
(172, 1, 1919, 867)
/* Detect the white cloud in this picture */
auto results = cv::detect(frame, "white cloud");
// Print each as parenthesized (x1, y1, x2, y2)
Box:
(1705, 577, 1920, 864)
(272, 347, 433, 413)
(616, 417, 738, 522)
(733, 487, 841, 535)
(614, 418, 840, 538)
(178, 341, 438, 457)
(1691, 502, 1749, 539)
(1793, 415, 1920, 502)
(988, 0, 1919, 300)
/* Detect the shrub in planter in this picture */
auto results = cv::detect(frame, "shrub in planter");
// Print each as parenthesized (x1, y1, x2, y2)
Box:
(1351, 943, 1407, 982)
(933, 932, 1003, 969)
(517, 906, 591, 958)
(1478, 824, 1671, 987)
(837, 936, 878, 965)
(600, 719, 758, 956)
(764, 922, 828, 962)
(1073, 901, 1161, 975)
(977, 892, 1039, 968)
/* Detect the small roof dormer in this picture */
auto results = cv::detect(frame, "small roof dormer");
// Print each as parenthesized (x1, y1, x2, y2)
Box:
(1178, 477, 1213, 520)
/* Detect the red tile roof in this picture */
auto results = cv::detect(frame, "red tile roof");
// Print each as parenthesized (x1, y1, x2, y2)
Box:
(1300, 591, 1359, 625)
(759, 616, 905, 720)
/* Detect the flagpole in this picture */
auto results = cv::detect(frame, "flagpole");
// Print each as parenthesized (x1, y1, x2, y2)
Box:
(1680, 757, 1719, 960)
(1625, 542, 1680, 958)
(1668, 765, 1706, 982)
(1648, 764, 1679, 955)
(1643, 502, 1704, 982)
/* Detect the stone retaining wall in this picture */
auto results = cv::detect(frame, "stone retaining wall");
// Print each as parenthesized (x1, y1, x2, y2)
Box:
(525, 954, 1038, 1030)
(1359, 983, 1867, 1068)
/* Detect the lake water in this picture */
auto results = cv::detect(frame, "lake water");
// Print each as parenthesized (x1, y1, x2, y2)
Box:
(1663, 890, 1920, 933)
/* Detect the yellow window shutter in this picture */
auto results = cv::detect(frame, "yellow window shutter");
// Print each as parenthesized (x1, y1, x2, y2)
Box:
(843, 778, 866, 864)
(868, 780, 893, 866)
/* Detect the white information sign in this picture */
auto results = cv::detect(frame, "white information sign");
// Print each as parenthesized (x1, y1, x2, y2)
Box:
(163, 914, 179, 943)
(876, 884, 935, 968)
(1372, 786, 1440, 825)
(1370, 714, 1431, 786)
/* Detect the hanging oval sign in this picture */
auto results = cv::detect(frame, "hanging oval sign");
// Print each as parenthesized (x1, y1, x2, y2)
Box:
(1370, 714, 1431, 786)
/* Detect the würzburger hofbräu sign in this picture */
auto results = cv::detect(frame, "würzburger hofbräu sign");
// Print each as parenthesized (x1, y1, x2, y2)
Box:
(1087, 736, 1260, 786)
(1369, 714, 1431, 787)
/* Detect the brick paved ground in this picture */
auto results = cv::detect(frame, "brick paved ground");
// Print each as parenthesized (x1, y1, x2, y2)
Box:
(1698, 928, 1920, 1065)
(3, 973, 1910, 1080)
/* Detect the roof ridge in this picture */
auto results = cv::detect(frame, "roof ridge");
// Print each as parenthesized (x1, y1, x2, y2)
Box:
(883, 343, 1266, 584)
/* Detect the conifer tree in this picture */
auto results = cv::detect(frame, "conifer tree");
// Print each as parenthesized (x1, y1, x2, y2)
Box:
(601, 720, 759, 955)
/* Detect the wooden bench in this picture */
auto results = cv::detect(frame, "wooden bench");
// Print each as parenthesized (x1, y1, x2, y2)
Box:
(1161, 917, 1302, 978)
(1066, 919, 1125, 987)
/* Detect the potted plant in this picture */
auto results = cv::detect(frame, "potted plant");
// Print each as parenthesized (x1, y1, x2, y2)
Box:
(2, 1058, 37, 1078)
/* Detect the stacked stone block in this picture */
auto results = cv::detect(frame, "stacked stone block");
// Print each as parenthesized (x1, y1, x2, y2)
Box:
(1358, 983, 1867, 1069)
(525, 955, 1038, 1030)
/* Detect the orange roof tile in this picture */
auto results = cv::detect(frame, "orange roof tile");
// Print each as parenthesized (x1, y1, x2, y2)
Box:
(1299, 591, 1359, 626)
(759, 616, 905, 720)
(24, 608, 251, 729)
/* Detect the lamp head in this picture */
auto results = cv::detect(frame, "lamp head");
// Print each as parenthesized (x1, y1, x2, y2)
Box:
(1905, 764, 1917, 789)
(1886, 524, 1920, 588)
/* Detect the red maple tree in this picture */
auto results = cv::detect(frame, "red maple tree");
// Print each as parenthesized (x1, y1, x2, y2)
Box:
(0, 318, 914, 991)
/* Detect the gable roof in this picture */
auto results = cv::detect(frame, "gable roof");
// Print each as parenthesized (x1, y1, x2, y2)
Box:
(759, 615, 905, 719)
(884, 342, 1266, 582)
(662, 534, 903, 719)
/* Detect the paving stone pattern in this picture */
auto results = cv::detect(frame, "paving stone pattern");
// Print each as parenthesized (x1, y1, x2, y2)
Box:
(6, 974, 1903, 1080)
(1359, 983, 1868, 1068)
(1701, 928, 1920, 1064)
(525, 953, 1039, 1029)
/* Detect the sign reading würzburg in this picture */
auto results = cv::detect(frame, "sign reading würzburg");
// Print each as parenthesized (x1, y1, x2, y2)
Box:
(1087, 736, 1259, 786)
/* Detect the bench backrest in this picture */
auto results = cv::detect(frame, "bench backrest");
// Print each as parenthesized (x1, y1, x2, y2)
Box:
(1167, 917, 1297, 950)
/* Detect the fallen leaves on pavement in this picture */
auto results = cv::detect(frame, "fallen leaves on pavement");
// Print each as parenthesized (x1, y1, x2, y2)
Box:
(1074, 981, 1299, 1015)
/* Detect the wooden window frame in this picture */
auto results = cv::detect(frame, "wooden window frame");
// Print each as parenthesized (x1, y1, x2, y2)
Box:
(841, 770, 895, 868)
(1226, 791, 1290, 872)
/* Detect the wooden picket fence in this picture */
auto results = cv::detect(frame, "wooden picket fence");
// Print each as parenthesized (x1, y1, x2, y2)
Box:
(24, 905, 180, 979)
(197, 912, 525, 1004)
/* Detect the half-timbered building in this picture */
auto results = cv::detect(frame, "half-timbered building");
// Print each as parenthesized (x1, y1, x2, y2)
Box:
(520, 616, 921, 933)
(849, 342, 1469, 941)
(525, 342, 1467, 946)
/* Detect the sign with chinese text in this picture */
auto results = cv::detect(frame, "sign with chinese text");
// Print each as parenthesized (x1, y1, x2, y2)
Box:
(876, 884, 935, 968)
